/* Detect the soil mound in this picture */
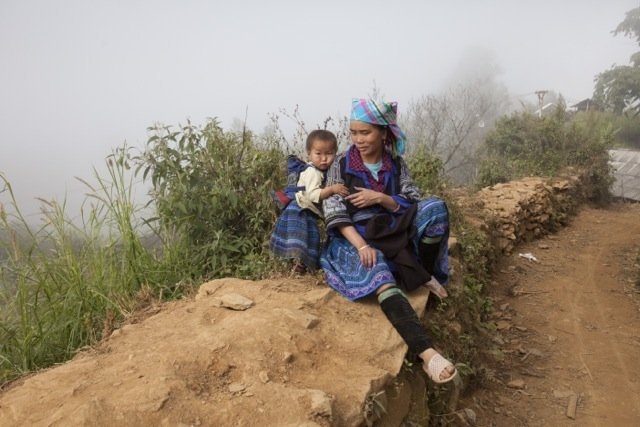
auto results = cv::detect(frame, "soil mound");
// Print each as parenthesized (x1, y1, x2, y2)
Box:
(0, 277, 430, 426)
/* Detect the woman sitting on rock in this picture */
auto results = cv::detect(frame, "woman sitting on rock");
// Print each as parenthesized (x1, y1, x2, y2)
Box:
(320, 98, 457, 384)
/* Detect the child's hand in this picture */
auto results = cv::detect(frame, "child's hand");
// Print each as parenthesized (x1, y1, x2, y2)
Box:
(332, 184, 350, 197)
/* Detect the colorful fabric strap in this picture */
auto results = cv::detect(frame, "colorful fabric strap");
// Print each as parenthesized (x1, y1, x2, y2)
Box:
(350, 98, 407, 156)
(377, 286, 407, 304)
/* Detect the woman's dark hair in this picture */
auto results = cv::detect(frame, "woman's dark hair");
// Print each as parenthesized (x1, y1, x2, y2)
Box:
(373, 124, 392, 146)
(306, 129, 338, 152)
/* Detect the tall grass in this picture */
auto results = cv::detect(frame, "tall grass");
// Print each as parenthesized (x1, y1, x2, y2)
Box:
(0, 158, 156, 381)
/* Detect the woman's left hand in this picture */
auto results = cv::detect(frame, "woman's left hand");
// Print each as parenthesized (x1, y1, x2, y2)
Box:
(358, 245, 377, 268)
(345, 186, 381, 208)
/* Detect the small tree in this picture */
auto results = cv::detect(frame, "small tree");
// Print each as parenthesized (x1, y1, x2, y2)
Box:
(594, 6, 640, 115)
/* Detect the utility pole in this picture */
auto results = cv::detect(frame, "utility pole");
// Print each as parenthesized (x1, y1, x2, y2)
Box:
(535, 90, 548, 118)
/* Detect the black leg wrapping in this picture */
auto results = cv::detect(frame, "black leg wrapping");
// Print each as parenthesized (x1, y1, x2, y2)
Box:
(419, 241, 440, 276)
(379, 293, 433, 361)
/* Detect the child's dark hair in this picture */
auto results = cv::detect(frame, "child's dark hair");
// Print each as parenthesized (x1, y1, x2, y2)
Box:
(306, 129, 338, 152)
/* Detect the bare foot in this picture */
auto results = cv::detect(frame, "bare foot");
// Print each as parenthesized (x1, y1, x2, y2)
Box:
(291, 261, 307, 275)
(420, 348, 457, 383)
(424, 278, 448, 299)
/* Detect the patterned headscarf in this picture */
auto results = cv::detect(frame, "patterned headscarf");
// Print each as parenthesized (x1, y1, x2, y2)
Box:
(350, 98, 406, 156)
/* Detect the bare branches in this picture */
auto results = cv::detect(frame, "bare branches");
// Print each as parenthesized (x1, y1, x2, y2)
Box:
(402, 81, 509, 185)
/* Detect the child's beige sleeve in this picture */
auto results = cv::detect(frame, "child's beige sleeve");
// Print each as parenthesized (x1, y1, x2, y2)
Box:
(295, 168, 323, 215)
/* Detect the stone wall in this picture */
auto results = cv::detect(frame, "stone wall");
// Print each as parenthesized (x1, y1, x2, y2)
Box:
(455, 171, 589, 256)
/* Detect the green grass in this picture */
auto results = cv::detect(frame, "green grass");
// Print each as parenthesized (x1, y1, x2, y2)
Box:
(1, 159, 156, 381)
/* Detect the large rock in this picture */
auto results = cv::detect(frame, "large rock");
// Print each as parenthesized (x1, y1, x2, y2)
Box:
(0, 278, 430, 427)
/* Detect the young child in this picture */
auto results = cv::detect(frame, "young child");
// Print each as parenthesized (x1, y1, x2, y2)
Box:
(270, 130, 349, 273)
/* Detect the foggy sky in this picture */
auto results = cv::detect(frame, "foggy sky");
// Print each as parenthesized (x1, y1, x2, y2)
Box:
(1, 0, 638, 217)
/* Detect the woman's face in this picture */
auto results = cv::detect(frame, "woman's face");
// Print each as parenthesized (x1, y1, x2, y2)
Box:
(349, 121, 385, 158)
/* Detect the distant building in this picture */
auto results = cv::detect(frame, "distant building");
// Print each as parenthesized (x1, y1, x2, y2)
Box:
(570, 98, 602, 112)
(609, 149, 640, 201)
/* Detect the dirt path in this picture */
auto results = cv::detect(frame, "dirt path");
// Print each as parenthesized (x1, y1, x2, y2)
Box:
(465, 203, 640, 426)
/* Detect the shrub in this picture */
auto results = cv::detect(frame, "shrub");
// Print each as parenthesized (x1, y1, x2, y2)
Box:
(0, 157, 163, 382)
(134, 119, 285, 280)
(477, 106, 615, 204)
(405, 146, 446, 195)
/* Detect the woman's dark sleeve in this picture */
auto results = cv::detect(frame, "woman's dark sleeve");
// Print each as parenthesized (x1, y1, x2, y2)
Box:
(322, 154, 352, 230)
(396, 156, 423, 203)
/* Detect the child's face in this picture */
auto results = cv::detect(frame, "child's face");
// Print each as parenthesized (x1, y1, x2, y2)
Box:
(308, 139, 337, 171)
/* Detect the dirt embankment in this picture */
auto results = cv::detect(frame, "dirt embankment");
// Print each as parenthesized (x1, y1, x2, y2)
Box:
(0, 276, 432, 426)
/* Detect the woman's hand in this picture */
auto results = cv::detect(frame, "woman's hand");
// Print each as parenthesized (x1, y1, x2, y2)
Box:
(358, 244, 377, 269)
(337, 224, 377, 269)
(345, 186, 382, 208)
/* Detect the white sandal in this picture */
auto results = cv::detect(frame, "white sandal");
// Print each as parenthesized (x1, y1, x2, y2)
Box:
(424, 352, 458, 384)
